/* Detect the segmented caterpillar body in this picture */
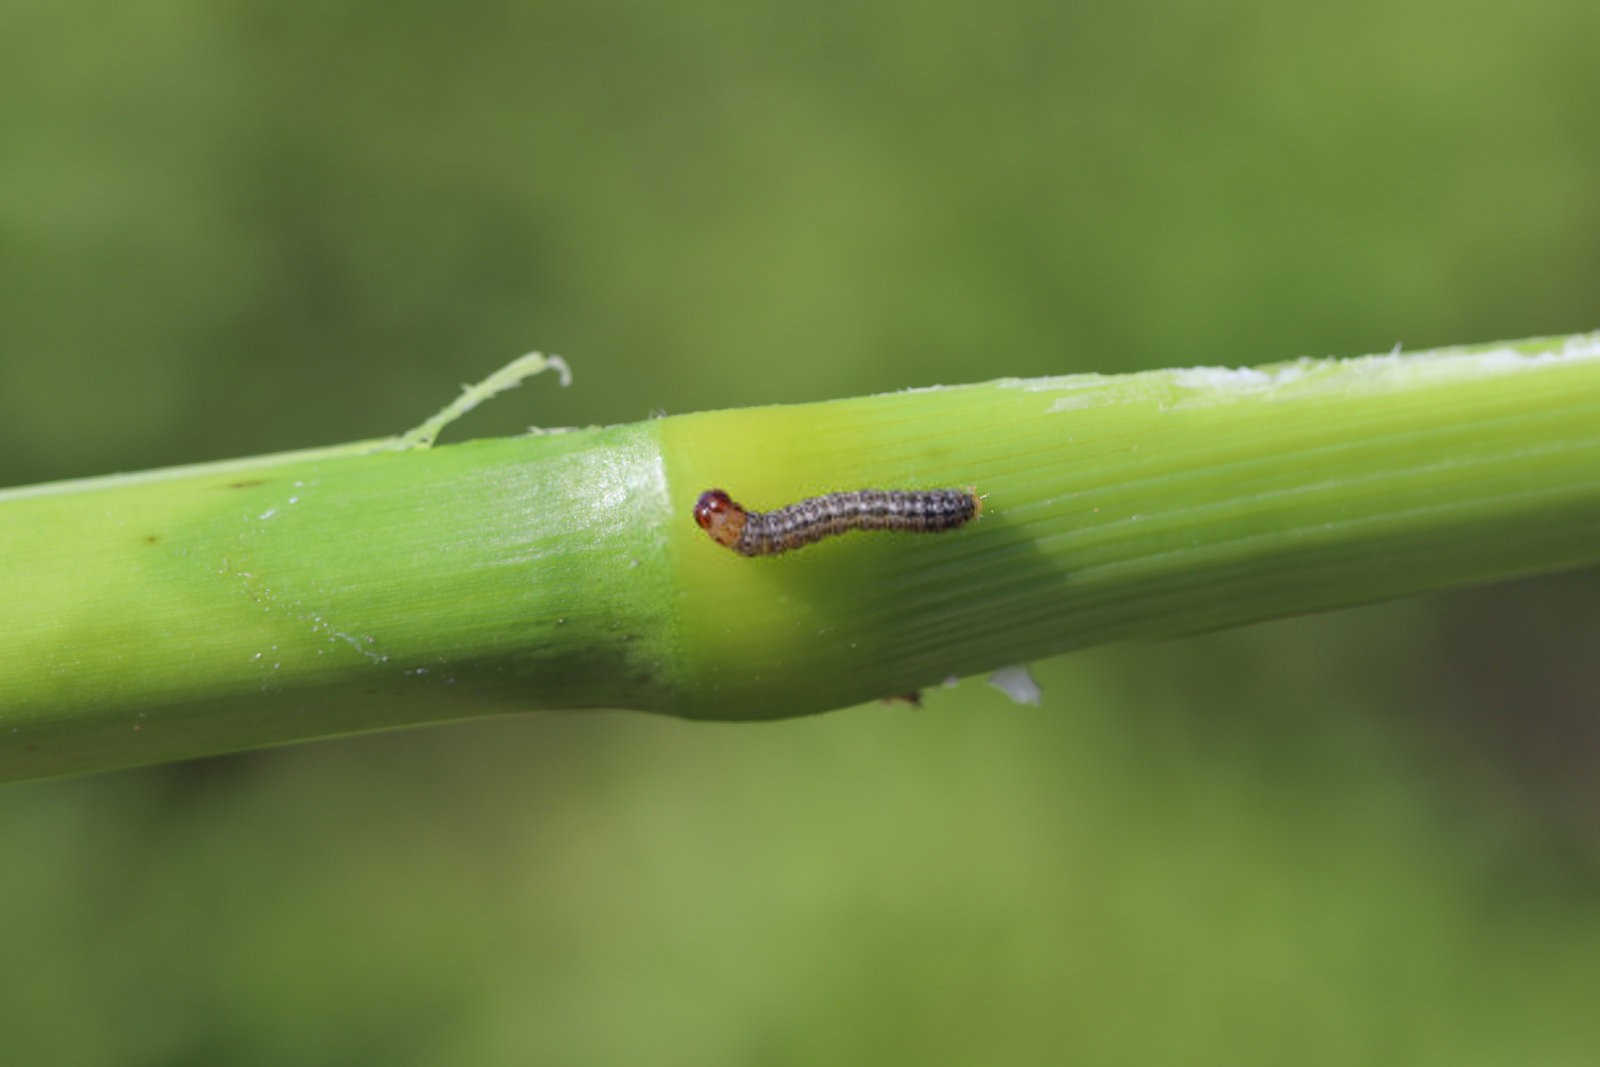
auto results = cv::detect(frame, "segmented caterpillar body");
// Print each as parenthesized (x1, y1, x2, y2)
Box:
(693, 488, 980, 556)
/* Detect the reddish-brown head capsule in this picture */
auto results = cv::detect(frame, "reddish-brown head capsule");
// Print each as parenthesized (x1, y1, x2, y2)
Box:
(694, 487, 980, 556)
(694, 489, 748, 550)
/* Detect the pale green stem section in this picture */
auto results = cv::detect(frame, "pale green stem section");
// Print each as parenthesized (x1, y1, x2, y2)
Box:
(3, 333, 1599, 780)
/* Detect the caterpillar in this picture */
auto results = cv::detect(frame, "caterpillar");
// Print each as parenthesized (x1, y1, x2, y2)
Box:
(693, 487, 981, 556)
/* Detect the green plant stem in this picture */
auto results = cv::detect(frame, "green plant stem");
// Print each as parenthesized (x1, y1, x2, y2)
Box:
(3, 333, 1599, 780)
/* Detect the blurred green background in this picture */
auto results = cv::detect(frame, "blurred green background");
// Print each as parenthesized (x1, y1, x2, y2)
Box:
(4, 2, 1600, 1062)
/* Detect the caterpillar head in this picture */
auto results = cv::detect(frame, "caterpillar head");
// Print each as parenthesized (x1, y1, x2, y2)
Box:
(693, 489, 747, 550)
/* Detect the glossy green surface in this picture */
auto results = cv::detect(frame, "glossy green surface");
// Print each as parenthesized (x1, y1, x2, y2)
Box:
(665, 337, 1600, 716)
(1, 428, 678, 777)
(7, 335, 1596, 775)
